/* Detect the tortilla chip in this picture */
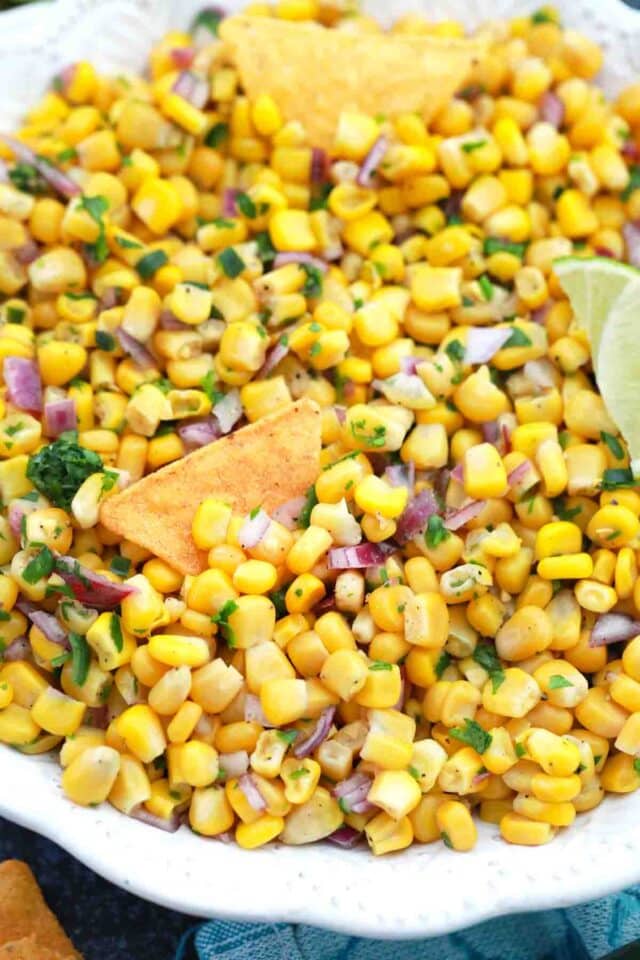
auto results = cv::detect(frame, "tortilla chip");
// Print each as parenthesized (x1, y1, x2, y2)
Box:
(0, 936, 73, 960)
(0, 862, 80, 959)
(100, 399, 321, 575)
(220, 15, 486, 149)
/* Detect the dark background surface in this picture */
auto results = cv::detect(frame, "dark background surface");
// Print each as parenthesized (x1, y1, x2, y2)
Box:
(0, 817, 199, 959)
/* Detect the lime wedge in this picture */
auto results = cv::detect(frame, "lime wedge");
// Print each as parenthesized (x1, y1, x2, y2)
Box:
(554, 256, 640, 369)
(596, 286, 640, 465)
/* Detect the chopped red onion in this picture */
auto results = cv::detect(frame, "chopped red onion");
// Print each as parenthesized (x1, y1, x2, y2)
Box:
(44, 397, 77, 438)
(214, 389, 242, 434)
(272, 495, 307, 530)
(399, 355, 418, 376)
(334, 771, 371, 799)
(392, 667, 406, 712)
(131, 808, 182, 833)
(273, 252, 328, 272)
(384, 463, 414, 490)
(333, 771, 375, 812)
(356, 135, 389, 188)
(170, 46, 195, 68)
(219, 750, 249, 778)
(500, 421, 513, 453)
(531, 302, 551, 325)
(172, 70, 209, 109)
(589, 613, 640, 648)
(472, 770, 491, 788)
(293, 707, 335, 758)
(54, 64, 76, 96)
(482, 420, 499, 444)
(327, 826, 362, 848)
(238, 508, 271, 549)
(55, 556, 137, 609)
(623, 222, 640, 269)
(539, 91, 565, 129)
(243, 692, 275, 727)
(257, 339, 289, 379)
(395, 488, 440, 544)
(311, 147, 329, 184)
(328, 542, 394, 569)
(450, 462, 464, 483)
(622, 140, 640, 162)
(507, 459, 532, 487)
(315, 592, 337, 614)
(238, 773, 267, 811)
(0, 159, 8, 183)
(444, 499, 486, 531)
(18, 604, 68, 647)
(2, 637, 30, 661)
(222, 188, 240, 217)
(9, 498, 39, 540)
(177, 417, 221, 450)
(465, 327, 512, 364)
(13, 241, 40, 265)
(159, 309, 190, 331)
(115, 327, 156, 370)
(333, 405, 347, 426)
(4, 357, 42, 413)
(1, 135, 80, 199)
(99, 287, 121, 310)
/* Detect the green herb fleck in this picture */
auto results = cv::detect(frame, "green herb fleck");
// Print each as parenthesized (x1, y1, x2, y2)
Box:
(441, 831, 453, 849)
(110, 613, 124, 653)
(69, 632, 90, 686)
(461, 140, 487, 153)
(211, 599, 239, 648)
(350, 419, 386, 449)
(450, 718, 492, 754)
(425, 515, 450, 549)
(435, 651, 451, 679)
(445, 339, 465, 363)
(95, 330, 116, 351)
(600, 431, 624, 460)
(23, 546, 54, 584)
(110, 555, 131, 577)
(601, 468, 636, 491)
(301, 263, 323, 299)
(204, 122, 229, 148)
(478, 274, 494, 302)
(277, 729, 298, 745)
(79, 194, 109, 264)
(503, 327, 532, 349)
(290, 767, 310, 780)
(136, 249, 168, 280)
(483, 237, 526, 258)
(236, 192, 257, 218)
(218, 248, 245, 278)
(369, 661, 393, 671)
(515, 742, 526, 759)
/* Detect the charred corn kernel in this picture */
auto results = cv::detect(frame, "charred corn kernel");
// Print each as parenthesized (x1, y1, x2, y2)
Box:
(62, 745, 120, 806)
(500, 812, 555, 845)
(117, 704, 166, 763)
(435, 799, 477, 852)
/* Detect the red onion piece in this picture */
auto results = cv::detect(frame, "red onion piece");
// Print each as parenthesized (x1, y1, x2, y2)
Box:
(539, 91, 565, 129)
(2, 637, 30, 661)
(55, 64, 76, 96)
(623, 222, 640, 268)
(44, 397, 77, 438)
(159, 309, 190, 331)
(177, 417, 221, 450)
(327, 826, 363, 848)
(238, 508, 271, 549)
(115, 327, 156, 370)
(311, 147, 329, 184)
(399, 355, 418, 376)
(272, 495, 306, 530)
(243, 692, 275, 727)
(0, 159, 8, 183)
(395, 488, 440, 544)
(4, 357, 42, 413)
(55, 556, 137, 610)
(9, 498, 39, 540)
(172, 71, 209, 109)
(472, 770, 491, 788)
(384, 462, 414, 490)
(170, 47, 195, 68)
(392, 668, 406, 712)
(333, 771, 371, 799)
(18, 603, 68, 647)
(13, 241, 40, 265)
(333, 405, 346, 425)
(531, 302, 551, 325)
(622, 140, 640, 162)
(327, 542, 394, 570)
(256, 339, 289, 379)
(589, 613, 640, 648)
(507, 459, 532, 487)
(594, 246, 616, 260)
(0, 135, 80, 199)
(214, 389, 242, 434)
(356, 135, 389, 188)
(444, 191, 463, 220)
(501, 422, 513, 454)
(444, 499, 486, 531)
(273, 252, 328, 272)
(333, 771, 374, 812)
(219, 750, 249, 778)
(450, 462, 464, 483)
(99, 287, 122, 310)
(293, 706, 335, 759)
(131, 807, 182, 833)
(222, 188, 240, 217)
(238, 773, 267, 811)
(465, 327, 512, 364)
(482, 420, 499, 444)
(314, 592, 337, 614)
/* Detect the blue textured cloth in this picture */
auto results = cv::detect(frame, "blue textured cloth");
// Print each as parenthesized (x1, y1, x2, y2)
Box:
(175, 887, 640, 960)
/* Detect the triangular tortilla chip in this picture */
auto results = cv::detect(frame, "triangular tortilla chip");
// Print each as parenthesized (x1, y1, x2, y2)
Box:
(0, 862, 80, 959)
(100, 399, 321, 575)
(220, 16, 486, 150)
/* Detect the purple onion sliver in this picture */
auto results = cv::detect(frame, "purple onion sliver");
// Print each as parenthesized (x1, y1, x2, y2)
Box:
(539, 90, 565, 129)
(273, 252, 328, 272)
(589, 613, 640, 648)
(238, 508, 271, 549)
(4, 356, 42, 413)
(100, 287, 121, 310)
(0, 135, 80, 199)
(214, 389, 242, 434)
(219, 750, 249, 778)
(327, 826, 363, 848)
(172, 70, 209, 109)
(177, 417, 221, 450)
(350, 799, 376, 815)
(244, 692, 275, 727)
(450, 462, 464, 482)
(328, 542, 394, 570)
(2, 637, 30, 661)
(623, 222, 640, 269)
(13, 241, 40, 265)
(356, 135, 389, 188)
(222, 188, 240, 218)
(311, 147, 329, 184)
(507, 459, 532, 487)
(130, 807, 182, 833)
(333, 771, 371, 800)
(116, 327, 156, 370)
(444, 499, 486, 531)
(395, 488, 440, 544)
(482, 420, 499, 444)
(256, 340, 289, 379)
(55, 555, 137, 610)
(333, 405, 346, 425)
(86, 705, 109, 730)
(24, 609, 68, 647)
(399, 355, 418, 376)
(238, 773, 267, 811)
(531, 302, 551, 325)
(159, 309, 190, 331)
(465, 327, 512, 364)
(44, 397, 77, 438)
(384, 463, 411, 488)
(444, 191, 463, 220)
(293, 706, 335, 758)
(272, 495, 306, 530)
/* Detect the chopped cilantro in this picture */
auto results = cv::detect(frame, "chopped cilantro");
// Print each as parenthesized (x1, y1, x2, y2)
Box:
(205, 122, 229, 148)
(548, 674, 573, 690)
(115, 235, 143, 250)
(51, 651, 71, 668)
(483, 237, 527, 258)
(110, 613, 124, 653)
(408, 765, 421, 781)
(515, 742, 526, 759)
(350, 419, 387, 448)
(298, 485, 318, 529)
(212, 217, 235, 229)
(478, 274, 494, 302)
(211, 599, 239, 648)
(101, 471, 119, 494)
(137, 249, 168, 280)
(425, 515, 450, 549)
(110, 555, 131, 577)
(600, 431, 624, 460)
(218, 248, 245, 278)
(236, 192, 257, 218)
(435, 651, 451, 679)
(309, 182, 333, 211)
(9, 162, 47, 195)
(461, 140, 487, 153)
(6, 306, 25, 324)
(79, 194, 109, 264)
(309, 341, 322, 357)
(200, 370, 223, 405)
(445, 339, 465, 363)
(634, 758, 640, 776)
(503, 327, 532, 349)
(531, 9, 554, 23)
(268, 587, 288, 619)
(95, 330, 116, 351)
(622, 165, 640, 201)
(601, 468, 636, 491)
(23, 546, 54, 584)
(301, 263, 323, 299)
(552, 498, 582, 522)
(369, 661, 393, 671)
(0, 611, 9, 622)
(450, 718, 492, 754)
(69, 632, 90, 686)
(192, 8, 223, 35)
(27, 437, 103, 510)
(441, 831, 453, 849)
(277, 729, 298, 745)
(473, 644, 505, 693)
(290, 767, 310, 780)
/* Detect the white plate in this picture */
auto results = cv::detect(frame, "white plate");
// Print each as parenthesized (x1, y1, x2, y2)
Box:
(1, 0, 640, 940)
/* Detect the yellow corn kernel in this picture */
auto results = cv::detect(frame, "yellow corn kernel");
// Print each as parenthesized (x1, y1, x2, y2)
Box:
(410, 264, 462, 312)
(190, 785, 235, 836)
(117, 704, 166, 763)
(463, 443, 508, 498)
(435, 799, 477, 852)
(31, 687, 85, 737)
(500, 812, 555, 846)
(167, 701, 203, 744)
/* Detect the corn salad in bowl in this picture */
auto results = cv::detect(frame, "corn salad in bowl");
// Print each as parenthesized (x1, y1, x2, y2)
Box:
(0, 0, 640, 862)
